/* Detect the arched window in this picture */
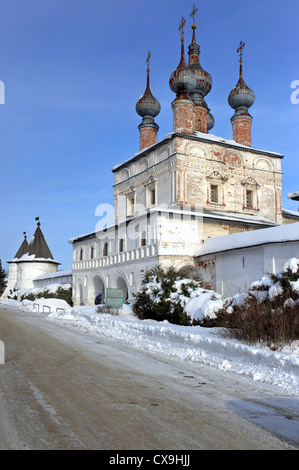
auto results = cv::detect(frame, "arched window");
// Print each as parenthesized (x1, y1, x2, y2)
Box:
(79, 248, 83, 261)
(141, 231, 146, 246)
(90, 246, 94, 259)
(103, 242, 108, 257)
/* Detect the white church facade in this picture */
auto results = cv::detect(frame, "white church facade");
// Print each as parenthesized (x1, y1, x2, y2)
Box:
(69, 12, 298, 307)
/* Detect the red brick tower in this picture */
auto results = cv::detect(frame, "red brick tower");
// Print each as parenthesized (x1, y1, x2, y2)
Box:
(136, 52, 161, 151)
(228, 41, 255, 147)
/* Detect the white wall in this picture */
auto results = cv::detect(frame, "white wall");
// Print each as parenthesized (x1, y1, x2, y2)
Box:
(197, 240, 299, 298)
(16, 262, 59, 290)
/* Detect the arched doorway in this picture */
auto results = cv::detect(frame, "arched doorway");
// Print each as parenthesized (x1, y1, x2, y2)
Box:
(92, 275, 105, 303)
(116, 276, 128, 302)
(78, 283, 84, 306)
(178, 265, 200, 280)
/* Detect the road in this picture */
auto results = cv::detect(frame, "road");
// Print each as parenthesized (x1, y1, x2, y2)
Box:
(0, 305, 298, 450)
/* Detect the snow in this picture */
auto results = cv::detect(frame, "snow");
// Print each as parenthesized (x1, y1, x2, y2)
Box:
(34, 269, 72, 280)
(10, 253, 60, 263)
(111, 131, 284, 173)
(193, 131, 284, 158)
(1, 257, 298, 396)
(0, 297, 298, 396)
(287, 191, 299, 200)
(283, 258, 299, 274)
(195, 222, 299, 257)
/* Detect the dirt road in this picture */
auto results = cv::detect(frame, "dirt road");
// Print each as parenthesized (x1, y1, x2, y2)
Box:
(0, 306, 297, 450)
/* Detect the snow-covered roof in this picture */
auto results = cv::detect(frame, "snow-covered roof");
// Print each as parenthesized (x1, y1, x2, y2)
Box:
(193, 131, 284, 157)
(34, 269, 72, 281)
(283, 208, 299, 219)
(8, 253, 60, 264)
(112, 133, 174, 172)
(287, 191, 299, 201)
(112, 131, 283, 173)
(195, 222, 299, 257)
(69, 207, 277, 244)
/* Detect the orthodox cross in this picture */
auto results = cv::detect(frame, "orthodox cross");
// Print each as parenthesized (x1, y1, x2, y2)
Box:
(146, 50, 151, 71)
(190, 4, 198, 26)
(237, 41, 245, 60)
(179, 17, 186, 42)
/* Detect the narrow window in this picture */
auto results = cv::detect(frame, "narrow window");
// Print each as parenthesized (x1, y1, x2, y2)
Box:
(246, 190, 253, 208)
(103, 242, 108, 256)
(150, 188, 155, 205)
(141, 231, 146, 246)
(210, 184, 219, 203)
(90, 246, 94, 259)
(119, 239, 124, 252)
(79, 249, 83, 261)
(130, 196, 135, 213)
(127, 193, 135, 217)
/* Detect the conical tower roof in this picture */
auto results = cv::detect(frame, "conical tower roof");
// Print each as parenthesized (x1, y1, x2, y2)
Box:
(14, 233, 29, 259)
(27, 220, 55, 260)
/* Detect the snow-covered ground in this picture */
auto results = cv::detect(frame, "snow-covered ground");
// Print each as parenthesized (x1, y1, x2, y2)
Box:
(1, 296, 298, 396)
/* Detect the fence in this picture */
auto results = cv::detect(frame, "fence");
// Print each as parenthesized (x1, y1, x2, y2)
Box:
(33, 303, 65, 314)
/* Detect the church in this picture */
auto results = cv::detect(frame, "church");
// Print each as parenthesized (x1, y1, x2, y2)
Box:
(69, 10, 299, 306)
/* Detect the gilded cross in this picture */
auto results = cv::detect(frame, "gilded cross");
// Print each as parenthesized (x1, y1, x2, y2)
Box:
(179, 16, 186, 42)
(190, 4, 198, 26)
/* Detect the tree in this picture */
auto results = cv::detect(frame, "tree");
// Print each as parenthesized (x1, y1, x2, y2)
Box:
(0, 259, 7, 296)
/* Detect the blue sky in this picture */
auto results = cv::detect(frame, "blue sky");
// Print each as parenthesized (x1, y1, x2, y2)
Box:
(1, 0, 299, 270)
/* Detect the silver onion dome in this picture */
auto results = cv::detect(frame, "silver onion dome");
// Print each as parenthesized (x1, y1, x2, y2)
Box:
(136, 68, 161, 118)
(228, 43, 255, 111)
(228, 75, 255, 110)
(188, 26, 212, 100)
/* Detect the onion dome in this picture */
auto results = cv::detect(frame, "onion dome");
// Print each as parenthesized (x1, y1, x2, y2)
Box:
(169, 17, 196, 99)
(228, 42, 255, 111)
(136, 60, 161, 119)
(207, 108, 215, 131)
(188, 20, 212, 101)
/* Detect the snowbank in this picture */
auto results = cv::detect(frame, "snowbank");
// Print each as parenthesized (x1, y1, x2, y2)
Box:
(1, 258, 298, 396)
(48, 305, 299, 395)
(1, 297, 297, 395)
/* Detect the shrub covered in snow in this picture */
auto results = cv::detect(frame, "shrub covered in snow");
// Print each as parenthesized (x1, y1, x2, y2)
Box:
(133, 266, 224, 326)
(7, 284, 73, 306)
(212, 258, 299, 350)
